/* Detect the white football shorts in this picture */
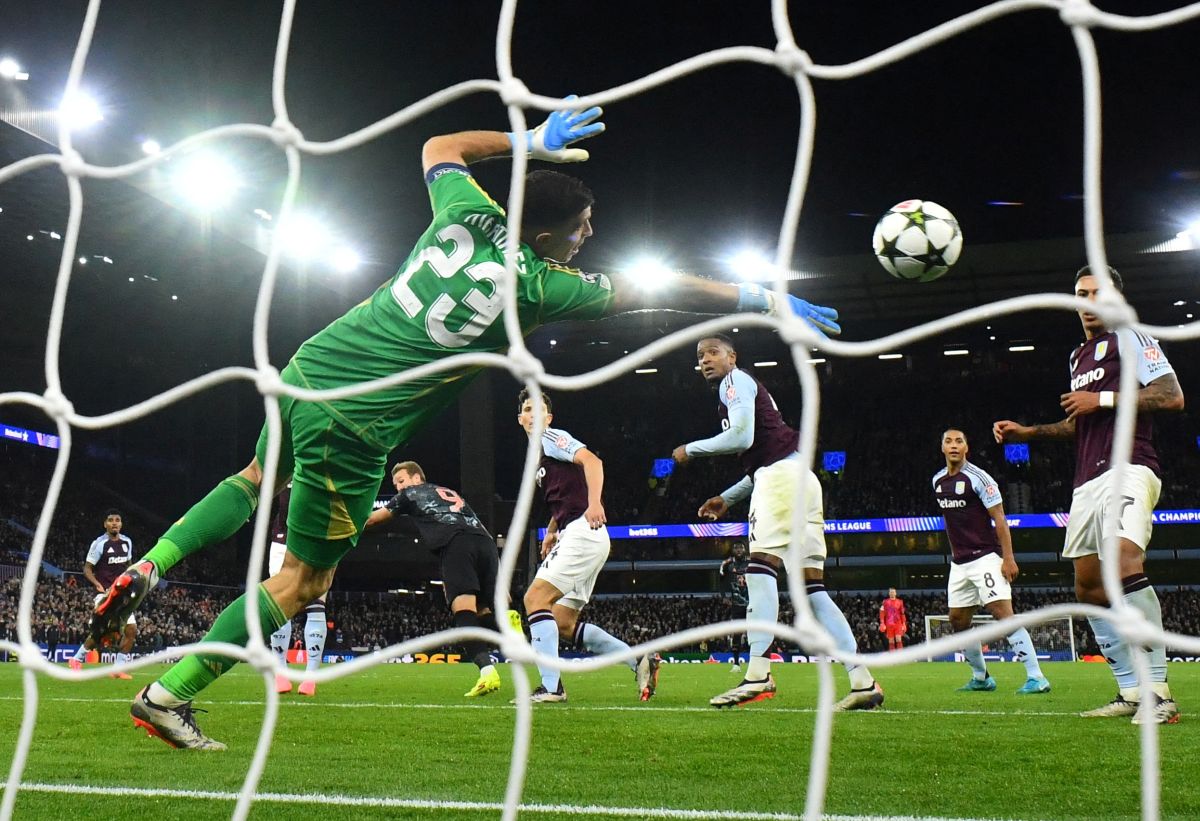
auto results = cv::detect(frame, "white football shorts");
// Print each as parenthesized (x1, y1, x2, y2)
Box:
(1063, 464, 1161, 558)
(93, 592, 136, 626)
(947, 553, 1011, 609)
(747, 457, 827, 570)
(535, 516, 610, 611)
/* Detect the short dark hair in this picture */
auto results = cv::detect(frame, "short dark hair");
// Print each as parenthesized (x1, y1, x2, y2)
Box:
(522, 170, 594, 232)
(517, 388, 553, 415)
(942, 428, 967, 443)
(103, 508, 121, 520)
(700, 332, 736, 351)
(1075, 264, 1124, 293)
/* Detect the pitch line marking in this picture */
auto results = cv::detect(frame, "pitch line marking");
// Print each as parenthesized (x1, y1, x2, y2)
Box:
(7, 781, 1016, 821)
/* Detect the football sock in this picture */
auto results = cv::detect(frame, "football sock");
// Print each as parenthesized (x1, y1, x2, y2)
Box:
(116, 652, 129, 665)
(143, 475, 259, 575)
(453, 610, 492, 670)
(528, 609, 561, 691)
(745, 562, 779, 681)
(808, 581, 874, 691)
(574, 621, 636, 671)
(1006, 626, 1043, 678)
(478, 611, 499, 633)
(1122, 574, 1168, 686)
(158, 584, 287, 703)
(962, 642, 988, 680)
(1087, 615, 1137, 692)
(71, 644, 87, 662)
(270, 618, 292, 664)
(304, 602, 327, 674)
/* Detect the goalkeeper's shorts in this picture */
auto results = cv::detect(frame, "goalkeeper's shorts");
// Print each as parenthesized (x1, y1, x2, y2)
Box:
(254, 364, 387, 570)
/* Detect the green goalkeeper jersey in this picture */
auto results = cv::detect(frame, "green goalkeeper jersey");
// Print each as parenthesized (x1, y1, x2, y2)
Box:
(286, 164, 614, 452)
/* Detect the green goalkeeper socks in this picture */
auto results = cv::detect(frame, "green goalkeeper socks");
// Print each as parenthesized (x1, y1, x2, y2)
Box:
(159, 584, 288, 702)
(143, 475, 259, 575)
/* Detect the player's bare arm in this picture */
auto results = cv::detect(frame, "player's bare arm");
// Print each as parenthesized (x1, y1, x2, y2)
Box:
(540, 517, 560, 559)
(989, 504, 1019, 583)
(422, 131, 514, 173)
(698, 496, 728, 521)
(83, 562, 105, 593)
(671, 444, 689, 464)
(992, 417, 1075, 443)
(363, 507, 394, 530)
(573, 447, 607, 529)
(1060, 372, 1184, 419)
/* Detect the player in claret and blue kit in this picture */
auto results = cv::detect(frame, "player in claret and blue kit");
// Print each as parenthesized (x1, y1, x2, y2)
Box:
(933, 429, 1050, 695)
(91, 99, 840, 749)
(995, 265, 1185, 725)
(674, 334, 882, 711)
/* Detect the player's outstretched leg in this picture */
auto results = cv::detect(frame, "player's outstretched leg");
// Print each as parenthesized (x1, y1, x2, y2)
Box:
(712, 559, 778, 708)
(68, 637, 93, 670)
(94, 473, 261, 644)
(569, 619, 659, 701)
(131, 582, 294, 750)
(804, 579, 883, 712)
(297, 599, 327, 696)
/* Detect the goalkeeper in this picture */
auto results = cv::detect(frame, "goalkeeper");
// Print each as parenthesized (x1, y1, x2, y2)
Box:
(94, 97, 842, 750)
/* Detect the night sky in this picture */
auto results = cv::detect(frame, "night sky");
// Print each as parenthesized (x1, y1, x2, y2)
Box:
(2, 1, 1199, 506)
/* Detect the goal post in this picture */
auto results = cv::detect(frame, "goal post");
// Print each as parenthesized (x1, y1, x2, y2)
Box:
(924, 614, 1077, 662)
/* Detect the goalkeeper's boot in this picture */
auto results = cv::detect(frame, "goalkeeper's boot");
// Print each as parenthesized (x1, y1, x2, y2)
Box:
(710, 675, 776, 708)
(92, 560, 158, 647)
(465, 668, 502, 698)
(108, 670, 133, 680)
(1080, 693, 1139, 718)
(130, 685, 226, 751)
(636, 653, 660, 702)
(957, 675, 997, 692)
(506, 609, 524, 633)
(1016, 676, 1051, 695)
(297, 680, 317, 697)
(1132, 695, 1180, 726)
(67, 658, 83, 671)
(528, 682, 567, 704)
(834, 681, 885, 712)
(274, 673, 292, 694)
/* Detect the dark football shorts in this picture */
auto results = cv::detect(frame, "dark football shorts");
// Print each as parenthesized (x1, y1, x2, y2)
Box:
(440, 531, 499, 609)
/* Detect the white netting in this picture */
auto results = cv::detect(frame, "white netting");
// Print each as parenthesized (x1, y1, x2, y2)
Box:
(4, 1, 1200, 819)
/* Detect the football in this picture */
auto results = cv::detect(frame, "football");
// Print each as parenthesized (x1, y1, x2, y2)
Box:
(872, 199, 963, 282)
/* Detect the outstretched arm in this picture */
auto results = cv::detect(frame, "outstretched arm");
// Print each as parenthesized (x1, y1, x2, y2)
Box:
(993, 417, 1075, 443)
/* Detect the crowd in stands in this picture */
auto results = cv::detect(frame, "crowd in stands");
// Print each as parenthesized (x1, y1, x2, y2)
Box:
(8, 574, 1200, 660)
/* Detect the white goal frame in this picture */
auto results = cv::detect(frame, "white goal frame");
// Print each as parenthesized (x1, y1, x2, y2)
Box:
(924, 613, 1077, 663)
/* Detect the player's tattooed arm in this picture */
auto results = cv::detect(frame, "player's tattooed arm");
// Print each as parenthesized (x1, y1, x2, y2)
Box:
(992, 417, 1074, 442)
(1137, 373, 1185, 413)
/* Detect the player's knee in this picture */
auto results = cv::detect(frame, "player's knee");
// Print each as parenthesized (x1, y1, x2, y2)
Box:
(1075, 580, 1106, 606)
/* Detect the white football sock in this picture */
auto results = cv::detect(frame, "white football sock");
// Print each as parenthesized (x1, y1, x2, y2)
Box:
(1005, 627, 1043, 678)
(269, 619, 292, 665)
(528, 610, 561, 691)
(808, 582, 874, 691)
(304, 606, 327, 674)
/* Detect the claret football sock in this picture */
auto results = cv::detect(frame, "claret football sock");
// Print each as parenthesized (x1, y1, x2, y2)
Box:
(143, 475, 259, 575)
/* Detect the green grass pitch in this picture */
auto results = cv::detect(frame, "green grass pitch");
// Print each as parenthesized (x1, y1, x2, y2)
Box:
(0, 661, 1196, 820)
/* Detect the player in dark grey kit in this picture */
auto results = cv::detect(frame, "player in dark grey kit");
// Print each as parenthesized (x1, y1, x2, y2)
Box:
(69, 509, 134, 677)
(365, 461, 506, 698)
(719, 542, 750, 670)
(934, 429, 1050, 695)
(675, 334, 880, 710)
(994, 265, 1185, 725)
(517, 389, 659, 703)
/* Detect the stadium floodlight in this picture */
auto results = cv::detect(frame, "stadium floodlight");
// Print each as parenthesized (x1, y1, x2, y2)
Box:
(276, 213, 332, 260)
(77, 257, 86, 265)
(141, 139, 161, 156)
(173, 154, 240, 211)
(1186, 218, 1200, 237)
(728, 249, 773, 281)
(943, 348, 969, 356)
(171, 295, 178, 301)
(754, 361, 778, 367)
(58, 91, 103, 130)
(328, 245, 361, 274)
(878, 353, 903, 360)
(807, 358, 827, 364)
(0, 58, 21, 79)
(26, 235, 33, 241)
(624, 257, 675, 291)
(1009, 344, 1036, 352)
(634, 368, 658, 374)
(253, 208, 272, 221)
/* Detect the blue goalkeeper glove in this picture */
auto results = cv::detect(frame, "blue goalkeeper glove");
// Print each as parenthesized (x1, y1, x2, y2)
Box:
(735, 283, 841, 337)
(508, 95, 605, 163)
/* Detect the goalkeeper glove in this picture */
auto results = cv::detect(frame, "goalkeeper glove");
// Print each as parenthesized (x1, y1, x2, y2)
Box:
(507, 95, 605, 163)
(735, 283, 841, 338)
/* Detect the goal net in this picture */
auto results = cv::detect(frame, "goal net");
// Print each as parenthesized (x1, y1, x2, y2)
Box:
(924, 614, 1077, 663)
(5, 2, 1200, 821)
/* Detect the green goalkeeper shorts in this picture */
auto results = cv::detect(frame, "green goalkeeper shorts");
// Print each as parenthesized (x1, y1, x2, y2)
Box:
(254, 364, 388, 570)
